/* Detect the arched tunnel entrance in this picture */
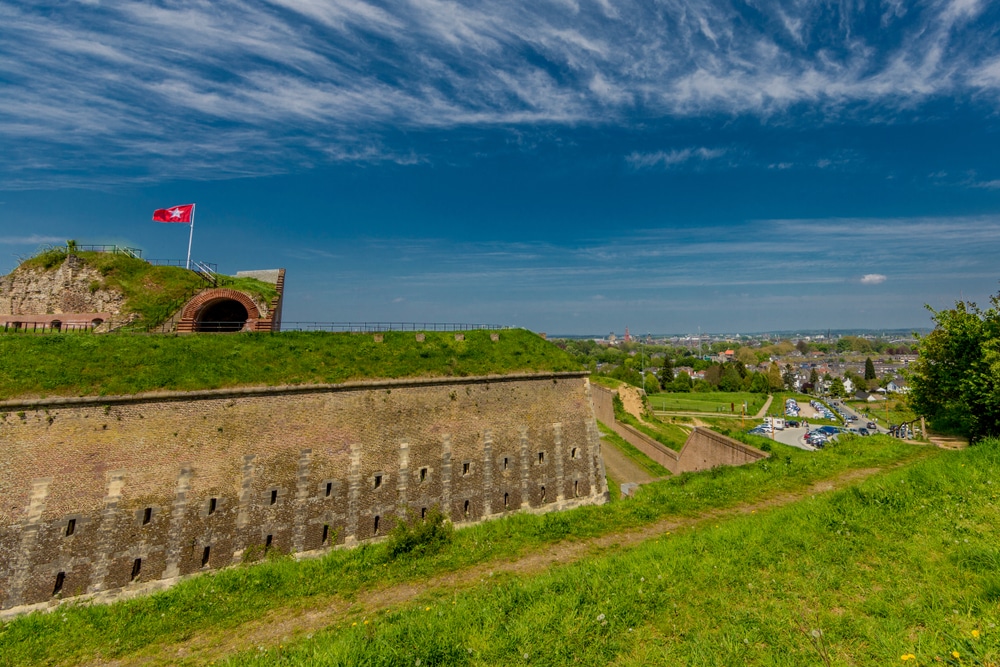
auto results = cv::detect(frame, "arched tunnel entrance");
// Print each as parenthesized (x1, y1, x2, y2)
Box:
(195, 299, 249, 332)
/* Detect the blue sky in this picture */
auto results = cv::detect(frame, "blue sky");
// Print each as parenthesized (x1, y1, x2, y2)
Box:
(3, 0, 1000, 334)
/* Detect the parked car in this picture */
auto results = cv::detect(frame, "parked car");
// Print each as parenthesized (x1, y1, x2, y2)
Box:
(786, 420, 799, 428)
(858, 428, 870, 436)
(866, 421, 877, 429)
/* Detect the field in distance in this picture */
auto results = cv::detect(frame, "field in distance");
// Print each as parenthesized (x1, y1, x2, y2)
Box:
(649, 391, 768, 416)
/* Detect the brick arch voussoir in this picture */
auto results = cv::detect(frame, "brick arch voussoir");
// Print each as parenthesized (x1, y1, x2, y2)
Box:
(182, 289, 262, 321)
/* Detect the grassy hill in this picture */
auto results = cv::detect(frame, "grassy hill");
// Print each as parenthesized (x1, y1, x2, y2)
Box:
(15, 248, 277, 328)
(0, 329, 582, 399)
(6, 435, 993, 666)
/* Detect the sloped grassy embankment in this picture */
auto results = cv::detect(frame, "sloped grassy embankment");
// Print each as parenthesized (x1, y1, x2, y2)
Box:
(6, 435, 990, 666)
(0, 329, 580, 399)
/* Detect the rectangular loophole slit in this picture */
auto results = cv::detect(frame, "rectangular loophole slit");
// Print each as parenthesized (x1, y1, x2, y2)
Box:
(571, 447, 578, 459)
(419, 467, 427, 482)
(202, 546, 211, 567)
(421, 507, 427, 519)
(374, 515, 381, 534)
(265, 534, 273, 551)
(374, 474, 383, 489)
(131, 558, 142, 581)
(53, 572, 65, 596)
(65, 519, 76, 537)
(574, 480, 579, 497)
(322, 524, 330, 544)
(538, 452, 545, 464)
(502, 457, 508, 470)
(462, 462, 470, 476)
(325, 482, 333, 497)
(541, 485, 546, 502)
(208, 498, 217, 515)
(463, 500, 470, 516)
(142, 507, 152, 525)
(270, 490, 278, 505)
(504, 492, 509, 508)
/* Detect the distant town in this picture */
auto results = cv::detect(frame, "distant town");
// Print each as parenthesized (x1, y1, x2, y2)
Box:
(550, 327, 927, 400)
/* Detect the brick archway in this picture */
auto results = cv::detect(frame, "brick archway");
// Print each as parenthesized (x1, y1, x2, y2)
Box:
(177, 289, 264, 333)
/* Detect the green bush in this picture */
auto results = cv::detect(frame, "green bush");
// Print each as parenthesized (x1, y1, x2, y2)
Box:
(384, 507, 453, 560)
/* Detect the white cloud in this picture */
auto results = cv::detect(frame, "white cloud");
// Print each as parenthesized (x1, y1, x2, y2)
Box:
(626, 147, 726, 169)
(0, 235, 66, 245)
(2, 0, 999, 184)
(860, 274, 888, 285)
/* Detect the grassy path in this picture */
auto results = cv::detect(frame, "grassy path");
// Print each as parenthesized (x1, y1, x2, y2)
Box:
(91, 460, 918, 667)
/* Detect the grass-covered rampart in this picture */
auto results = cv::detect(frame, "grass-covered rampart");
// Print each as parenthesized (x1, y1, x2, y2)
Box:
(14, 249, 277, 328)
(0, 435, 931, 666)
(0, 329, 580, 399)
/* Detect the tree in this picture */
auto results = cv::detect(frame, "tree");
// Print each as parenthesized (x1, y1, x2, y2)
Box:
(671, 370, 692, 392)
(809, 368, 819, 385)
(767, 362, 783, 391)
(658, 355, 674, 387)
(782, 364, 796, 390)
(864, 357, 876, 380)
(796, 340, 810, 355)
(735, 346, 758, 365)
(910, 294, 1000, 442)
(719, 364, 742, 392)
(642, 372, 661, 395)
(749, 372, 770, 393)
(829, 377, 846, 397)
(704, 363, 722, 388)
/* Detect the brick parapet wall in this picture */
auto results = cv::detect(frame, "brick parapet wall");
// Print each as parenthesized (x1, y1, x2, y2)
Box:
(0, 372, 605, 614)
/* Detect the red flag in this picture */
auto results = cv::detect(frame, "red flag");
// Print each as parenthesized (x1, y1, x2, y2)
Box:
(153, 204, 194, 223)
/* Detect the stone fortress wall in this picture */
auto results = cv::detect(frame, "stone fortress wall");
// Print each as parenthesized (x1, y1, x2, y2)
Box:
(0, 372, 606, 613)
(0, 255, 125, 330)
(590, 385, 768, 474)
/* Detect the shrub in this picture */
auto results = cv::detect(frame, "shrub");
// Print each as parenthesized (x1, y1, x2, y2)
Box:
(384, 507, 453, 560)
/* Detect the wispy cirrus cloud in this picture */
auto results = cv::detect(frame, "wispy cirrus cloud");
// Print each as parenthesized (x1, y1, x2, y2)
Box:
(626, 147, 726, 169)
(2, 0, 999, 186)
(0, 235, 66, 245)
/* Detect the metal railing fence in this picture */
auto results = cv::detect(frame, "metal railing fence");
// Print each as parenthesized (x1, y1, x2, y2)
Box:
(280, 322, 509, 332)
(1, 320, 510, 335)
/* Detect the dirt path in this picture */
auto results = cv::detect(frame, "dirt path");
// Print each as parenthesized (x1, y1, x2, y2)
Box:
(600, 438, 657, 486)
(93, 462, 913, 667)
(754, 394, 773, 418)
(927, 433, 969, 449)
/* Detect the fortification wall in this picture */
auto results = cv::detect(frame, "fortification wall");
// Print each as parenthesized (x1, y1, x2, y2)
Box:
(590, 385, 767, 476)
(0, 372, 606, 613)
(0, 255, 126, 320)
(674, 427, 769, 473)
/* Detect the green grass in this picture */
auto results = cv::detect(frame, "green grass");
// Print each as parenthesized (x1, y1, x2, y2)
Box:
(649, 391, 767, 416)
(0, 436, 927, 666)
(848, 398, 919, 428)
(15, 249, 277, 328)
(597, 421, 672, 478)
(213, 439, 999, 667)
(589, 375, 623, 390)
(615, 409, 690, 451)
(0, 329, 581, 399)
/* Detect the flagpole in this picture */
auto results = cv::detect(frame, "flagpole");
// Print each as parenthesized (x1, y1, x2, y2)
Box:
(186, 204, 196, 270)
